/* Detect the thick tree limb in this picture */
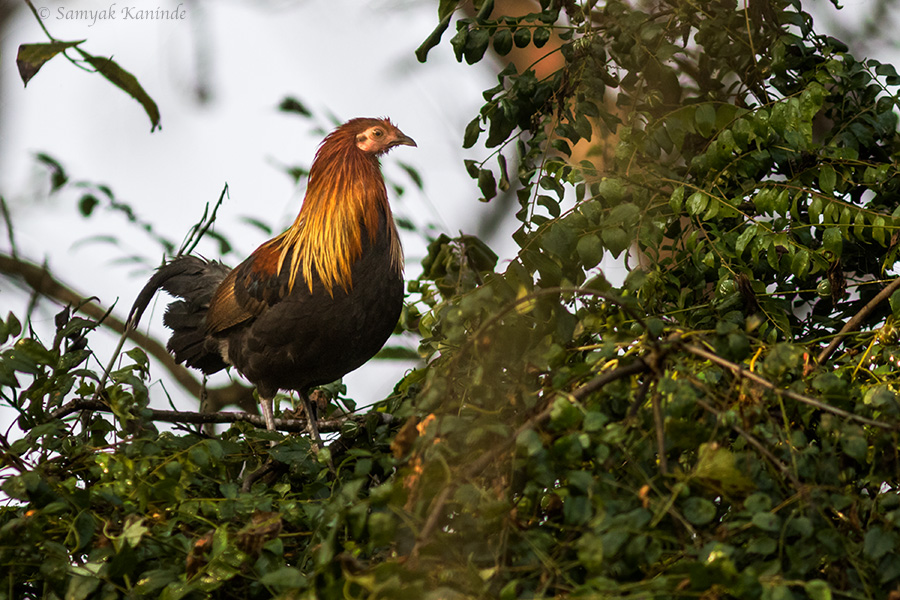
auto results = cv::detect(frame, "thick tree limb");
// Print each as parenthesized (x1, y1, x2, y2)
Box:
(817, 277, 900, 364)
(48, 397, 394, 433)
(0, 252, 255, 413)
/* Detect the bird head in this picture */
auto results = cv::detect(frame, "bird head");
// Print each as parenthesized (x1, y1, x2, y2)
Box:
(346, 117, 417, 155)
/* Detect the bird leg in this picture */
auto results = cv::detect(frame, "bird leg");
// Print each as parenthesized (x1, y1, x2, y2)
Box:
(300, 391, 326, 454)
(259, 395, 276, 431)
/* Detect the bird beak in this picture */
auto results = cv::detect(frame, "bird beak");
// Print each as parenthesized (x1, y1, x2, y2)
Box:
(394, 132, 417, 148)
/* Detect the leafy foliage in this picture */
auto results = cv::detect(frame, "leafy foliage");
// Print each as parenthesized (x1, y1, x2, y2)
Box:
(5, 1, 900, 599)
(15, 2, 160, 131)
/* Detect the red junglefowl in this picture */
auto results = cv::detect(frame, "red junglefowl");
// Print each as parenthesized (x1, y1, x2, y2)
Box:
(128, 117, 416, 449)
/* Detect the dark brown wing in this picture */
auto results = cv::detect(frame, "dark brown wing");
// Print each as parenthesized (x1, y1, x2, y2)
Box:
(206, 240, 290, 334)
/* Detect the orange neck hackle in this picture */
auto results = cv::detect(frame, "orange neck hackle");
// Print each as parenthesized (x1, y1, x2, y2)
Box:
(273, 118, 411, 296)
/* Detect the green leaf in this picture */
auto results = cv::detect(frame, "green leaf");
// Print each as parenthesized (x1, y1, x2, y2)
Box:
(479, 169, 497, 200)
(791, 249, 810, 279)
(607, 202, 640, 225)
(517, 429, 544, 456)
(864, 526, 896, 560)
(805, 580, 832, 600)
(577, 234, 604, 268)
(694, 443, 754, 491)
(260, 567, 306, 589)
(72, 512, 96, 552)
(682, 497, 717, 525)
(464, 27, 491, 64)
(78, 194, 99, 217)
(397, 161, 424, 190)
(16, 40, 85, 86)
(76, 49, 161, 131)
(514, 27, 531, 48)
(368, 511, 396, 547)
(576, 533, 604, 572)
(890, 289, 900, 318)
(450, 25, 468, 62)
(751, 512, 780, 532)
(65, 575, 100, 600)
(669, 186, 685, 212)
(122, 516, 148, 547)
(417, 13, 452, 63)
(808, 196, 823, 223)
(819, 164, 836, 195)
(35, 153, 69, 193)
(600, 227, 629, 257)
(822, 227, 842, 256)
(872, 216, 886, 246)
(537, 195, 561, 218)
(686, 191, 708, 216)
(438, 0, 458, 20)
(277, 96, 311, 117)
(735, 225, 757, 255)
(373, 346, 419, 360)
(841, 432, 867, 461)
(695, 104, 716, 137)
(132, 569, 178, 595)
(533, 27, 551, 48)
(493, 28, 513, 56)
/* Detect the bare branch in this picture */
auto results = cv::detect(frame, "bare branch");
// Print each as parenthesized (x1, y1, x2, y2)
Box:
(817, 277, 900, 364)
(684, 342, 898, 431)
(48, 398, 394, 433)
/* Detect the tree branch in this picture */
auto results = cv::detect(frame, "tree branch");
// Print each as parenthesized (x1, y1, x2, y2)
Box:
(49, 398, 394, 433)
(683, 342, 898, 431)
(816, 277, 900, 365)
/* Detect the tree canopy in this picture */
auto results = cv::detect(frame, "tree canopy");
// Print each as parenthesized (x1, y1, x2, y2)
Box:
(4, 0, 900, 598)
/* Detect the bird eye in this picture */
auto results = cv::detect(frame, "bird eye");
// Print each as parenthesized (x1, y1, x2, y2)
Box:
(372, 128, 384, 138)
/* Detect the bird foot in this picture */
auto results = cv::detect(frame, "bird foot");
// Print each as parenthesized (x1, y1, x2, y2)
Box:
(301, 392, 335, 473)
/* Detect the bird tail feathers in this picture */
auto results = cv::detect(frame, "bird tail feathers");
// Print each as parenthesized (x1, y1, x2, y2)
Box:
(128, 256, 231, 374)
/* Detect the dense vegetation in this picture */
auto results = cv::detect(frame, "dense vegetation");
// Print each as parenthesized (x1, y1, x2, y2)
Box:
(5, 0, 900, 597)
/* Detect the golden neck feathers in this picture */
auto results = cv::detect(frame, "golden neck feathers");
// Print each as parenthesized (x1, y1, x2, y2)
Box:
(272, 118, 411, 296)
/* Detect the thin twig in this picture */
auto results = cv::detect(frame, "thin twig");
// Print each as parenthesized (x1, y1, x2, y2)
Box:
(817, 277, 900, 364)
(0, 197, 16, 258)
(651, 388, 667, 474)
(627, 376, 652, 418)
(684, 343, 898, 431)
(23, 0, 54, 40)
(179, 184, 229, 257)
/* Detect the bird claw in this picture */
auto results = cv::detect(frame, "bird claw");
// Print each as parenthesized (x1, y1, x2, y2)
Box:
(301, 392, 335, 472)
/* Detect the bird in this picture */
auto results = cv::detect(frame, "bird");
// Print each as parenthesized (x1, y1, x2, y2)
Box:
(127, 117, 416, 451)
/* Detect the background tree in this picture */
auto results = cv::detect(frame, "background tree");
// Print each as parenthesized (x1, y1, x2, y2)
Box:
(5, 0, 900, 599)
